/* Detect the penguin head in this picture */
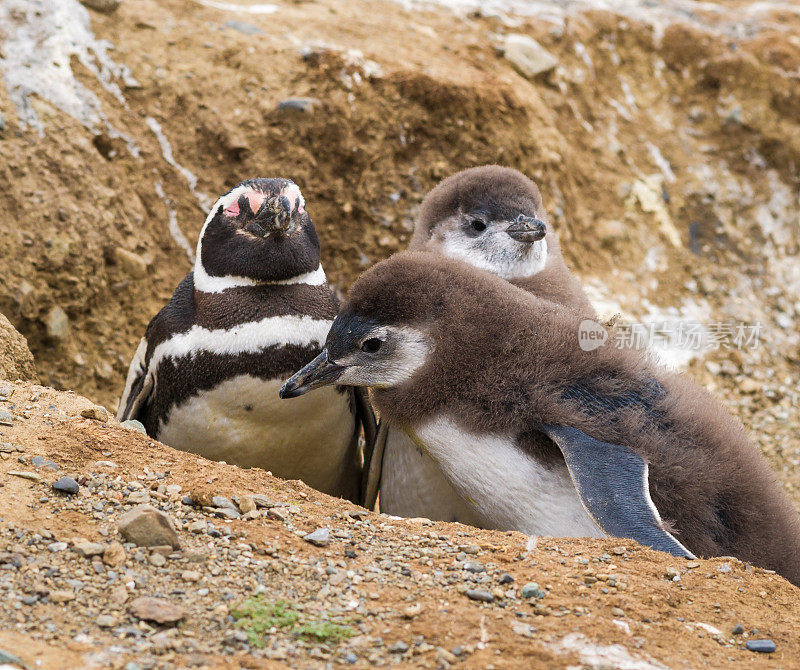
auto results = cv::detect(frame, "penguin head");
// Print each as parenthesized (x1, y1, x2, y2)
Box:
(410, 166, 552, 280)
(196, 178, 321, 285)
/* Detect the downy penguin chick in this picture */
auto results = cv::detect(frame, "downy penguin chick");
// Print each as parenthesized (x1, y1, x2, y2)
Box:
(377, 165, 594, 519)
(281, 251, 800, 586)
(118, 178, 373, 502)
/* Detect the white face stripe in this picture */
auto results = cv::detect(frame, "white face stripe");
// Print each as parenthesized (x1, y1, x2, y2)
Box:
(440, 231, 548, 280)
(194, 181, 318, 293)
(336, 326, 431, 388)
(145, 314, 332, 379)
(117, 337, 148, 420)
(412, 416, 604, 537)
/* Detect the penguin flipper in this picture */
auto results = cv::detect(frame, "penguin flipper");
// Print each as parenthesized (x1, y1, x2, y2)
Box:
(353, 387, 379, 509)
(360, 418, 388, 511)
(537, 423, 695, 559)
(117, 338, 153, 423)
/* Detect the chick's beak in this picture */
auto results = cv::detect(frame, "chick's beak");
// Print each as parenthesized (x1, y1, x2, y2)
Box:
(279, 349, 345, 399)
(505, 216, 547, 242)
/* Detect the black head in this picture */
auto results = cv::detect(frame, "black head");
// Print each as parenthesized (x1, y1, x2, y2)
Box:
(410, 166, 551, 279)
(195, 178, 321, 287)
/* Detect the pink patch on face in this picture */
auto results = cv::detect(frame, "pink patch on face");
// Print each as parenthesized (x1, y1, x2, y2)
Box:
(245, 191, 266, 214)
(281, 184, 305, 214)
(223, 200, 240, 217)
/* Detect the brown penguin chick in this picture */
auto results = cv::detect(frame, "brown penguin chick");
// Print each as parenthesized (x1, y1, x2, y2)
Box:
(281, 251, 800, 586)
(375, 165, 594, 520)
(410, 165, 595, 316)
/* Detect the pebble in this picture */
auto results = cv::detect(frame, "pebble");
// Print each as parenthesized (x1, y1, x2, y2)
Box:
(103, 541, 127, 567)
(49, 589, 75, 603)
(121, 419, 147, 434)
(118, 504, 181, 549)
(149, 552, 166, 567)
(465, 589, 494, 603)
(0, 411, 14, 426)
(48, 542, 68, 552)
(114, 247, 149, 279)
(463, 561, 485, 573)
(0, 649, 25, 667)
(80, 406, 109, 422)
(278, 97, 321, 112)
(128, 596, 186, 625)
(32, 456, 59, 471)
(746, 639, 776, 653)
(96, 614, 116, 627)
(0, 442, 22, 453)
(80, 0, 121, 12)
(75, 541, 105, 557)
(520, 583, 540, 599)
(182, 570, 202, 582)
(498, 573, 514, 584)
(236, 495, 257, 514)
(52, 476, 79, 494)
(389, 640, 409, 653)
(45, 306, 70, 341)
(211, 496, 237, 511)
(732, 623, 745, 635)
(303, 528, 330, 547)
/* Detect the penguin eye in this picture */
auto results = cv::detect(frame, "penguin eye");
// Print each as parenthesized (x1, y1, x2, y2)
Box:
(361, 338, 382, 354)
(470, 219, 487, 232)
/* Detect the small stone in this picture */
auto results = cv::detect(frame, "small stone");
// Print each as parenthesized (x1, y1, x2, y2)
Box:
(103, 541, 127, 567)
(498, 573, 514, 584)
(303, 528, 330, 547)
(149, 552, 166, 567)
(0, 442, 21, 453)
(0, 649, 25, 667)
(211, 496, 237, 511)
(52, 476, 79, 494)
(520, 583, 540, 599)
(462, 544, 480, 555)
(465, 589, 494, 603)
(236, 495, 257, 514)
(109, 584, 129, 607)
(75, 542, 105, 557)
(267, 508, 287, 523)
(213, 507, 240, 520)
(717, 563, 731, 574)
(0, 411, 14, 426)
(402, 603, 422, 619)
(181, 570, 202, 582)
(611, 607, 625, 617)
(49, 589, 75, 603)
(389, 641, 409, 653)
(611, 546, 628, 555)
(252, 494, 275, 508)
(732, 623, 745, 635)
(114, 247, 149, 279)
(97, 614, 116, 627)
(121, 419, 147, 434)
(80, 406, 109, 422)
(499, 34, 558, 79)
(118, 504, 180, 549)
(686, 561, 701, 569)
(48, 541, 68, 552)
(665, 567, 681, 580)
(463, 561, 485, 573)
(343, 652, 357, 664)
(46, 306, 70, 341)
(188, 520, 207, 534)
(32, 456, 59, 471)
(128, 597, 186, 625)
(746, 639, 776, 653)
(278, 97, 321, 112)
(126, 490, 150, 504)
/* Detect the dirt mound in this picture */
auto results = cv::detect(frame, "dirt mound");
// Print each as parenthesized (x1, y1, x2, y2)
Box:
(0, 380, 798, 669)
(0, 312, 37, 382)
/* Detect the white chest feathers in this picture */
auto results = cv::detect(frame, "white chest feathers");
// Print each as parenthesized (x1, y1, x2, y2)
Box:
(412, 416, 603, 538)
(157, 376, 357, 498)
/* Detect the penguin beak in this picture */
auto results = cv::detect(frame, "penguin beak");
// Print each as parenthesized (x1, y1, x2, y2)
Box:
(246, 195, 294, 236)
(505, 216, 546, 242)
(279, 349, 344, 398)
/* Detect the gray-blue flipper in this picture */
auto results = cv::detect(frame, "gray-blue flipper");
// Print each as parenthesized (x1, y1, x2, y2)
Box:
(361, 418, 387, 511)
(538, 423, 696, 559)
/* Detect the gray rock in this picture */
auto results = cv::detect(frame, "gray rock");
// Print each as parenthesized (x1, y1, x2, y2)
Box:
(498, 34, 558, 79)
(746, 640, 776, 653)
(343, 652, 357, 664)
(732, 623, 745, 635)
(463, 561, 485, 573)
(48, 542, 68, 552)
(121, 419, 147, 434)
(224, 20, 263, 35)
(303, 528, 330, 547)
(0, 648, 25, 667)
(45, 306, 70, 341)
(213, 507, 240, 520)
(128, 596, 185, 625)
(389, 640, 409, 653)
(252, 494, 275, 508)
(118, 504, 180, 549)
(96, 614, 116, 627)
(32, 456, 60, 471)
(520, 582, 540, 599)
(114, 247, 149, 279)
(278, 97, 321, 112)
(52, 477, 79, 494)
(211, 496, 237, 511)
(465, 589, 494, 603)
(0, 410, 13, 426)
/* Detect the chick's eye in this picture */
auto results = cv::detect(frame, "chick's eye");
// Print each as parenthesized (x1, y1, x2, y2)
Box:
(361, 338, 382, 353)
(471, 219, 486, 232)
